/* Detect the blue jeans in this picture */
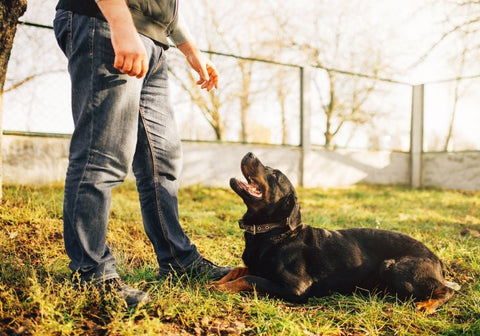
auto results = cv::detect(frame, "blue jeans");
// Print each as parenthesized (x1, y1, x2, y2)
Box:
(53, 10, 200, 282)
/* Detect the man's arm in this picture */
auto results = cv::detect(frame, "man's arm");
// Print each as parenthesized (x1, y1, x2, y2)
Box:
(171, 14, 218, 91)
(177, 41, 218, 91)
(96, 0, 148, 78)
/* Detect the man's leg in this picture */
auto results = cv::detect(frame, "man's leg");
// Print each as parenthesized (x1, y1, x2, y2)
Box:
(54, 10, 148, 307)
(132, 41, 199, 273)
(132, 43, 231, 280)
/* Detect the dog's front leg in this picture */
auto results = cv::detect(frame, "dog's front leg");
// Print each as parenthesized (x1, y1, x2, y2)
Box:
(212, 275, 256, 293)
(214, 274, 309, 303)
(211, 266, 250, 285)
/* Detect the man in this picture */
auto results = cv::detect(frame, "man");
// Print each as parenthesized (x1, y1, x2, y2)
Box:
(53, 0, 231, 308)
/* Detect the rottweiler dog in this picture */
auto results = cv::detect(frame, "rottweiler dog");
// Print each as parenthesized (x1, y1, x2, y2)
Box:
(213, 152, 459, 314)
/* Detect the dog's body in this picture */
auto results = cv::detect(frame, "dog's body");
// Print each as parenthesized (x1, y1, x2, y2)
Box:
(214, 152, 458, 313)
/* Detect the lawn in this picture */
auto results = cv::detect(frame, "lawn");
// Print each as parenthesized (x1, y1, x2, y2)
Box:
(0, 182, 479, 335)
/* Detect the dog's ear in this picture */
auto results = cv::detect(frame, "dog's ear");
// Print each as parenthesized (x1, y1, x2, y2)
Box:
(282, 193, 296, 213)
(268, 193, 296, 220)
(283, 193, 302, 230)
(242, 193, 298, 225)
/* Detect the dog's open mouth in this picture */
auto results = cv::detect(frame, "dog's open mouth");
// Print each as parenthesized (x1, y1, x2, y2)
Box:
(231, 153, 265, 201)
(231, 176, 263, 200)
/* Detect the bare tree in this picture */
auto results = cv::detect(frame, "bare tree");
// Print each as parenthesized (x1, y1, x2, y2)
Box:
(411, 1, 480, 70)
(444, 47, 467, 151)
(275, 68, 289, 145)
(254, 6, 298, 145)
(290, 9, 390, 149)
(0, 0, 27, 199)
(412, 0, 480, 151)
(204, 0, 277, 143)
(169, 61, 225, 140)
(172, 0, 274, 143)
(444, 2, 479, 151)
(242, 0, 395, 149)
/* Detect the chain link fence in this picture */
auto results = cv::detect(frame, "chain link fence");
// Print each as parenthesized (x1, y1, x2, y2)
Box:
(4, 22, 480, 152)
(423, 76, 480, 152)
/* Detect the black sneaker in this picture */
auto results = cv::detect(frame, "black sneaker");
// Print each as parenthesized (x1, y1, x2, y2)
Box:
(98, 278, 150, 309)
(71, 271, 150, 309)
(158, 258, 232, 281)
(87, 278, 150, 309)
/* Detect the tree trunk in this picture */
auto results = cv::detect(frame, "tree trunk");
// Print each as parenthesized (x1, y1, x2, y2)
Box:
(238, 60, 252, 143)
(0, 0, 27, 199)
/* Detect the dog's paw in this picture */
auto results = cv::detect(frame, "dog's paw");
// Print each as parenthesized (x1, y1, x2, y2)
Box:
(209, 282, 236, 293)
(207, 280, 236, 293)
(212, 266, 250, 285)
(209, 278, 255, 294)
(206, 282, 219, 290)
(416, 300, 437, 315)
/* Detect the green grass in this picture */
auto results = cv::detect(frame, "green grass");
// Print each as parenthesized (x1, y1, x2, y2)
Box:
(1, 182, 479, 335)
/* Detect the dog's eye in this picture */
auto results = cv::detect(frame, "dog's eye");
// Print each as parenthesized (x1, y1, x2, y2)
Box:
(267, 172, 277, 183)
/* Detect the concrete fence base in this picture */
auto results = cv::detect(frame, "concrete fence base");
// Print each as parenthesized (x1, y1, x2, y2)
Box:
(2, 134, 480, 190)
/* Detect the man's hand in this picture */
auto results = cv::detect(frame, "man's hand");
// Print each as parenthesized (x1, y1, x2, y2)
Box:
(97, 0, 148, 78)
(178, 41, 218, 91)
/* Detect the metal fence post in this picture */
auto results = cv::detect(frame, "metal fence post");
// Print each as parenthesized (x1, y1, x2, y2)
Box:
(300, 66, 311, 187)
(410, 84, 424, 188)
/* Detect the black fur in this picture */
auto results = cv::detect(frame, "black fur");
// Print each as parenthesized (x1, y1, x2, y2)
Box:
(222, 152, 455, 309)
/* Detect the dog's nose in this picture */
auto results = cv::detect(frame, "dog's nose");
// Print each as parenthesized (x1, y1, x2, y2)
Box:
(243, 152, 257, 165)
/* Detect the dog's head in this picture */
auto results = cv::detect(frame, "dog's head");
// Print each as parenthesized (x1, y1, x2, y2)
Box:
(230, 152, 301, 228)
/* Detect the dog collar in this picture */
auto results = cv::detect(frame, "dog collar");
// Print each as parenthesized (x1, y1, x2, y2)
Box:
(238, 220, 286, 235)
(238, 203, 302, 235)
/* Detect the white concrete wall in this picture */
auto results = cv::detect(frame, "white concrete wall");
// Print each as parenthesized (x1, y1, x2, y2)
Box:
(2, 135, 70, 185)
(423, 151, 480, 190)
(2, 134, 480, 190)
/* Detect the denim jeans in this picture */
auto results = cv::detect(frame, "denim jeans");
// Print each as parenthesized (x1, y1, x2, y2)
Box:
(53, 10, 200, 282)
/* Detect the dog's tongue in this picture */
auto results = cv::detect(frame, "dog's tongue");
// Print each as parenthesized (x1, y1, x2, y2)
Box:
(237, 178, 262, 198)
(246, 182, 262, 198)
